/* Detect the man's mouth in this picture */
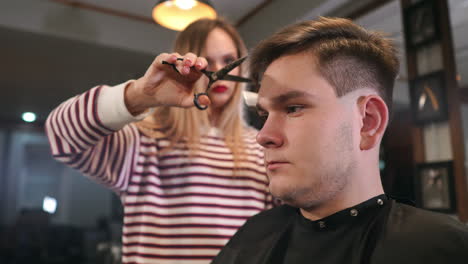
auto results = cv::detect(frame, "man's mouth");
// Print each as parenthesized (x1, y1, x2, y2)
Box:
(266, 160, 289, 170)
(211, 85, 228, 93)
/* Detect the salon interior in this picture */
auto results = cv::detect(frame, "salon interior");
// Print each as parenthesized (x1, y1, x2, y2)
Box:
(1, 0, 468, 263)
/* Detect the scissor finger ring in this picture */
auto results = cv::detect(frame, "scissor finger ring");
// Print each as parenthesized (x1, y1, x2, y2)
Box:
(194, 92, 209, 110)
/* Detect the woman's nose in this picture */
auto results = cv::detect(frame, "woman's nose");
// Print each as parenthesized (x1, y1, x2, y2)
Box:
(208, 62, 222, 72)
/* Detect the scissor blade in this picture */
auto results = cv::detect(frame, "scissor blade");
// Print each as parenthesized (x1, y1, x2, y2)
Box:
(215, 56, 248, 80)
(220, 75, 252, 83)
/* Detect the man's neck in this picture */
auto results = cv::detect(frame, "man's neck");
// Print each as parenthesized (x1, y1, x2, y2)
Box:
(300, 192, 384, 221)
(300, 171, 385, 221)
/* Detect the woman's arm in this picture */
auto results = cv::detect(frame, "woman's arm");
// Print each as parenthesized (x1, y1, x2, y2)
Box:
(45, 82, 145, 192)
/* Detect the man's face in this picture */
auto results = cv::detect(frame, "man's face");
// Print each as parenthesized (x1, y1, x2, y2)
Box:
(256, 53, 360, 209)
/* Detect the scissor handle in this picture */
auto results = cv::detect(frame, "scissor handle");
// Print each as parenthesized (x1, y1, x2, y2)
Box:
(194, 92, 209, 110)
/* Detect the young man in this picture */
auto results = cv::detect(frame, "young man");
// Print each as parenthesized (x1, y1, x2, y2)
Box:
(211, 17, 468, 264)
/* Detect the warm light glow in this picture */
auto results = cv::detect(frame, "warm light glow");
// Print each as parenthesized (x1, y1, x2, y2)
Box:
(22, 112, 36, 122)
(456, 74, 461, 82)
(153, 0, 217, 31)
(43, 196, 57, 214)
(174, 0, 196, 10)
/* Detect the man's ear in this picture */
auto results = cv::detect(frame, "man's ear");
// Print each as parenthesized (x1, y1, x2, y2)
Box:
(358, 95, 388, 150)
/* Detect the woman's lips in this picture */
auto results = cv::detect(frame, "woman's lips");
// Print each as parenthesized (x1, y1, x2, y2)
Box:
(211, 85, 228, 93)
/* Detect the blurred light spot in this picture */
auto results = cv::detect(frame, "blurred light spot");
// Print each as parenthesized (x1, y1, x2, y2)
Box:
(22, 112, 36, 123)
(379, 160, 386, 170)
(174, 0, 196, 10)
(43, 196, 57, 214)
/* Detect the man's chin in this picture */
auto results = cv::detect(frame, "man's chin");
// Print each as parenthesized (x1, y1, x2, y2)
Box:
(269, 183, 295, 203)
(269, 182, 316, 208)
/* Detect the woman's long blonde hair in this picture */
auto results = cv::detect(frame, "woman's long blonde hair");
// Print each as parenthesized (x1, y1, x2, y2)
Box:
(136, 18, 249, 164)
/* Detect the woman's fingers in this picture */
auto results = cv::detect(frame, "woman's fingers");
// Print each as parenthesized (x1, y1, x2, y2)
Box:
(154, 52, 208, 77)
(197, 94, 211, 107)
(178, 94, 211, 109)
(194, 57, 208, 71)
(136, 52, 214, 108)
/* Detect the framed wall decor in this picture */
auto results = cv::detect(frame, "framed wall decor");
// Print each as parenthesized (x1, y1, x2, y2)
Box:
(409, 71, 448, 125)
(403, 0, 440, 50)
(415, 161, 456, 213)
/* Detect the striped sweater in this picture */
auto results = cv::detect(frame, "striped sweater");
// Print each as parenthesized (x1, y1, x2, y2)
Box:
(45, 82, 271, 264)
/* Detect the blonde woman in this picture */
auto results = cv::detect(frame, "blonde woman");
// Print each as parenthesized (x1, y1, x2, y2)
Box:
(46, 18, 271, 264)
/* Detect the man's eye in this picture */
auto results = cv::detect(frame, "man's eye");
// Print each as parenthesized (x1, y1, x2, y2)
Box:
(286, 105, 304, 114)
(257, 111, 268, 118)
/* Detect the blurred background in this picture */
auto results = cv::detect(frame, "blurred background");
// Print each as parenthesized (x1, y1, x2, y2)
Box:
(1, 0, 468, 263)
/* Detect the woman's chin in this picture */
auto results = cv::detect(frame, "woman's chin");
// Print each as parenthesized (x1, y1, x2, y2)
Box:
(209, 94, 231, 110)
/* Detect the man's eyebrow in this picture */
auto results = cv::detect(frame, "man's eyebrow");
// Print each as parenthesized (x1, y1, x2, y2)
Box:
(273, 91, 314, 104)
(256, 90, 315, 111)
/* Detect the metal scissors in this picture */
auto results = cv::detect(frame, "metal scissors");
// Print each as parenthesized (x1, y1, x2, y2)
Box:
(162, 56, 251, 110)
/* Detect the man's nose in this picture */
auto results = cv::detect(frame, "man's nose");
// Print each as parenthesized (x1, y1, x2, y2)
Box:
(256, 116, 284, 148)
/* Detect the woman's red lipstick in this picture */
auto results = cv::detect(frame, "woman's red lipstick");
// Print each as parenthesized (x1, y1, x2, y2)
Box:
(212, 85, 228, 93)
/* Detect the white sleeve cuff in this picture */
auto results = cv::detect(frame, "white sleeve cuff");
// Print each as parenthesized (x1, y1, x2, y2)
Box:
(97, 81, 154, 131)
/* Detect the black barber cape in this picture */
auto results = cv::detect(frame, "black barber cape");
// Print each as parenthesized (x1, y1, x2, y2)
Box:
(211, 195, 468, 264)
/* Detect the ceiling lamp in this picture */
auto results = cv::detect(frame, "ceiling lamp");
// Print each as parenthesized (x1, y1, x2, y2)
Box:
(153, 0, 217, 31)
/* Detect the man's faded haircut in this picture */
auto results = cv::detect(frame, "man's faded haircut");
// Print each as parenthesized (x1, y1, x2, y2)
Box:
(249, 17, 399, 115)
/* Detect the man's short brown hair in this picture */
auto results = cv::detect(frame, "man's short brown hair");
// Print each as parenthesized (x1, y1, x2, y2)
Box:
(250, 17, 399, 115)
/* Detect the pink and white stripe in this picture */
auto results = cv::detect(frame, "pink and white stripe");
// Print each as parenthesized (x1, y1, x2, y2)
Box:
(45, 85, 271, 264)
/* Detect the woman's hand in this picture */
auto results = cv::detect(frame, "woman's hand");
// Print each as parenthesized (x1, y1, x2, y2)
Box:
(124, 52, 211, 115)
